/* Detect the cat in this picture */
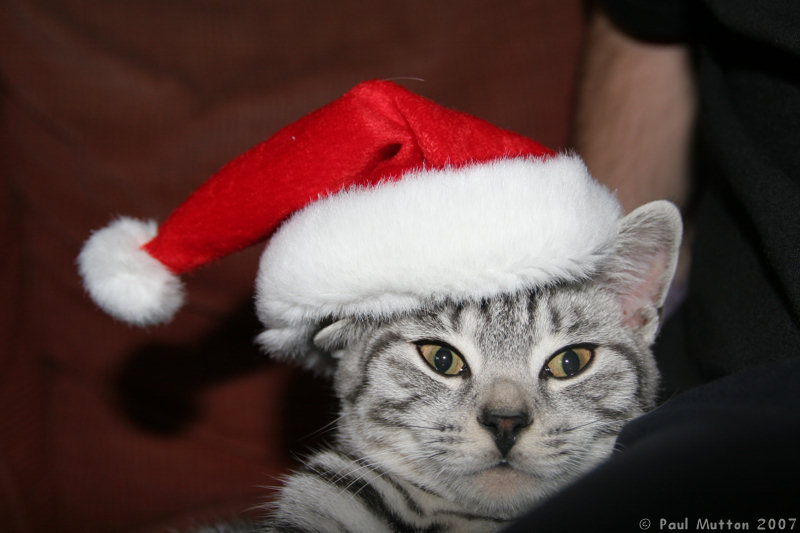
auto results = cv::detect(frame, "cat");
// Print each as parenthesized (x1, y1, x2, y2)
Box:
(204, 200, 681, 532)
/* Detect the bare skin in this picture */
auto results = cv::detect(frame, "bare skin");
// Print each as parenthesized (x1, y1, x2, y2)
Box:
(572, 6, 696, 287)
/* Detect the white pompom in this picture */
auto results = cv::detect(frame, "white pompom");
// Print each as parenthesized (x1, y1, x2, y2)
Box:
(77, 217, 184, 326)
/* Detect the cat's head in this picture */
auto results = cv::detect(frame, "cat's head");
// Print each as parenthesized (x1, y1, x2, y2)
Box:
(312, 200, 681, 518)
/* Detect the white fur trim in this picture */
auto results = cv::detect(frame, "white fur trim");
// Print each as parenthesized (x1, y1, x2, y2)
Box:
(77, 217, 184, 326)
(254, 155, 622, 364)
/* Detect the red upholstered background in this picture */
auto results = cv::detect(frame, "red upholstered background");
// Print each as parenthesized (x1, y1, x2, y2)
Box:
(0, 2, 584, 531)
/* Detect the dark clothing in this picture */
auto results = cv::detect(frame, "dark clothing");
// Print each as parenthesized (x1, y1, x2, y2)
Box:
(608, 0, 800, 381)
(507, 2, 800, 530)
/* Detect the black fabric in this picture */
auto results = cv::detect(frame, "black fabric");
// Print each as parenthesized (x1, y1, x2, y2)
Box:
(687, 3, 800, 378)
(600, 0, 694, 42)
(505, 2, 800, 530)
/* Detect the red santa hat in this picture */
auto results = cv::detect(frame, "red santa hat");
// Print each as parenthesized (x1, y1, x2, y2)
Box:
(78, 80, 622, 367)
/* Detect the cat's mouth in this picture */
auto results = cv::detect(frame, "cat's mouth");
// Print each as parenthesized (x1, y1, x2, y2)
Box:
(478, 458, 528, 476)
(470, 460, 534, 495)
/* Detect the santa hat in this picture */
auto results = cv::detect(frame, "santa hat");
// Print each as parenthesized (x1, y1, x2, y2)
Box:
(78, 80, 622, 367)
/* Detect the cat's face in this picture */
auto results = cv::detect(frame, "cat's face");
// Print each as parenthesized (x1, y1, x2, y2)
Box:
(307, 200, 680, 522)
(323, 283, 659, 519)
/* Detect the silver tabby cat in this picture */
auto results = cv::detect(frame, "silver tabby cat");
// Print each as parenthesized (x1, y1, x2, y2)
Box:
(207, 200, 681, 532)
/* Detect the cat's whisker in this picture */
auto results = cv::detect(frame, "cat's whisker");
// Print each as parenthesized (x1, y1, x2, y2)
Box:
(561, 413, 638, 434)
(328, 453, 409, 501)
(299, 415, 344, 442)
(334, 449, 411, 485)
(562, 419, 603, 432)
(561, 454, 593, 476)
(402, 423, 446, 432)
(349, 467, 394, 499)
(335, 461, 381, 486)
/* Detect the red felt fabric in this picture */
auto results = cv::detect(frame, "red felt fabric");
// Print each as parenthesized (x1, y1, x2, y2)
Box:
(144, 81, 554, 275)
(0, 1, 583, 531)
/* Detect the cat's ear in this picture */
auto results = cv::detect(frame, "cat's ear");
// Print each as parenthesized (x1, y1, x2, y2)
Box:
(313, 317, 368, 357)
(600, 200, 682, 343)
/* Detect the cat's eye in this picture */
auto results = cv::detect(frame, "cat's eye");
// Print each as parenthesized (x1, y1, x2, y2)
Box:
(416, 343, 468, 376)
(542, 346, 594, 379)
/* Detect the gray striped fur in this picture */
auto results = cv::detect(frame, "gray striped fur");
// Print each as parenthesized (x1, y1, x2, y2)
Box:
(208, 201, 682, 532)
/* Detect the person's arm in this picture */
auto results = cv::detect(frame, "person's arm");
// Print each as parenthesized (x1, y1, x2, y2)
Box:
(573, 7, 696, 214)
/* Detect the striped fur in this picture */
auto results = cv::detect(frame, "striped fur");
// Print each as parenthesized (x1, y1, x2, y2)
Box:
(207, 201, 681, 532)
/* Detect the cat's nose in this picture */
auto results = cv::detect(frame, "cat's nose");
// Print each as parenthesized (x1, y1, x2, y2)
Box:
(478, 410, 531, 457)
